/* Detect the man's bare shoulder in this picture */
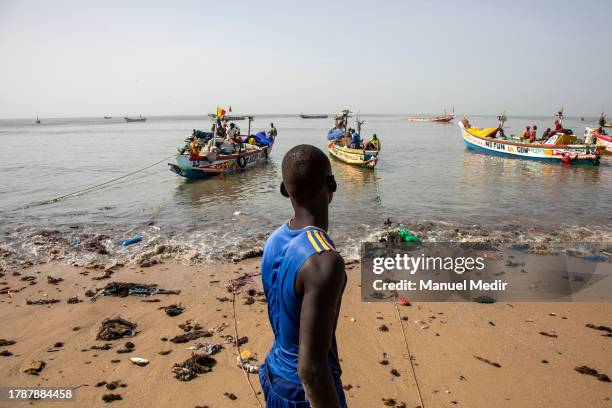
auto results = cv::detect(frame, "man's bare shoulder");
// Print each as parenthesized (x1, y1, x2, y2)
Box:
(301, 251, 345, 288)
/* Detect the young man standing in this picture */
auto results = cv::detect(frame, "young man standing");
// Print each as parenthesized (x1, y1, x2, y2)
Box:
(259, 144, 347, 408)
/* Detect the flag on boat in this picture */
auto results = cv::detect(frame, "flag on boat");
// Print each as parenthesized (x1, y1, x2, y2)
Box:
(217, 107, 226, 118)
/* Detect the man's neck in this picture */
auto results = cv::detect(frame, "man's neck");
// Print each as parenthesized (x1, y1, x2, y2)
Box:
(290, 206, 328, 231)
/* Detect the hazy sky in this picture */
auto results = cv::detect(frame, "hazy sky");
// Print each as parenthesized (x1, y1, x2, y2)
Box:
(1, 0, 611, 118)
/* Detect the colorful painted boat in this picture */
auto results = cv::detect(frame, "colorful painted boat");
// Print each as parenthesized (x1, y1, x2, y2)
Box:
(169, 143, 273, 179)
(208, 113, 248, 121)
(409, 111, 455, 123)
(327, 141, 379, 168)
(586, 127, 612, 155)
(459, 122, 600, 164)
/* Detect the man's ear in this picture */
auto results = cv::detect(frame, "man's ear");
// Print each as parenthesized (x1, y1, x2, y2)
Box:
(280, 182, 289, 197)
(327, 175, 337, 193)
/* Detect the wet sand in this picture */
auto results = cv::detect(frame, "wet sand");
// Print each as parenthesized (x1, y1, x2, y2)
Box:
(0, 259, 611, 407)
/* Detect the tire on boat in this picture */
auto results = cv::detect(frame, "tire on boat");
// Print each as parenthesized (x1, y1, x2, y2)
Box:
(237, 155, 248, 169)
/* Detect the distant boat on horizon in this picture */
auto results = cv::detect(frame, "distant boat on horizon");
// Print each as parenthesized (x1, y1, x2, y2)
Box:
(124, 115, 146, 122)
(207, 113, 248, 121)
(36, 116, 41, 124)
(300, 114, 328, 119)
(409, 109, 455, 123)
(104, 116, 112, 119)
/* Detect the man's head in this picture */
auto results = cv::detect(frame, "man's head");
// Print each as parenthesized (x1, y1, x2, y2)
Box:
(280, 145, 336, 207)
(230, 123, 235, 129)
(533, 125, 537, 130)
(271, 122, 274, 127)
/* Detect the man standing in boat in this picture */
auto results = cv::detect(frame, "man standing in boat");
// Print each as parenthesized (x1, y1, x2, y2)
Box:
(259, 144, 347, 408)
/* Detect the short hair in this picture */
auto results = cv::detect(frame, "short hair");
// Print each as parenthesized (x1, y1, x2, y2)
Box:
(282, 145, 331, 203)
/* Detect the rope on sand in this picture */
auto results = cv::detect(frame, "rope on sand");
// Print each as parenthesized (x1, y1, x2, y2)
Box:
(231, 288, 265, 408)
(24, 154, 176, 209)
(395, 301, 426, 408)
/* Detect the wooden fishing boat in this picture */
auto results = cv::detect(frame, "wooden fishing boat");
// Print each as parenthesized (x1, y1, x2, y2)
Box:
(169, 115, 275, 180)
(327, 141, 379, 168)
(409, 110, 455, 123)
(124, 116, 146, 122)
(208, 113, 248, 121)
(300, 114, 328, 119)
(326, 110, 380, 168)
(459, 122, 600, 164)
(169, 143, 274, 179)
(104, 116, 112, 119)
(586, 127, 612, 155)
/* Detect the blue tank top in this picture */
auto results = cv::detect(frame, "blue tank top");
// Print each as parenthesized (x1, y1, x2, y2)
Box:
(261, 221, 343, 384)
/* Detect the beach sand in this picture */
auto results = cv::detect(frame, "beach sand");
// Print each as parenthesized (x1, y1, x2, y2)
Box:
(0, 259, 610, 407)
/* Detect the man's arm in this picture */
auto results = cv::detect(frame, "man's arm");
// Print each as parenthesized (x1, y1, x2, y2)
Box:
(297, 251, 345, 408)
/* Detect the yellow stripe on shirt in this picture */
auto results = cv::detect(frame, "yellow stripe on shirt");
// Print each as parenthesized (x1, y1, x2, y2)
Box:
(317, 231, 336, 251)
(313, 230, 331, 251)
(306, 231, 322, 253)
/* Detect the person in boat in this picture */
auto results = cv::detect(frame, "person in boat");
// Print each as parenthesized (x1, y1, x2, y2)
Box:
(461, 116, 471, 128)
(189, 137, 200, 156)
(541, 127, 551, 141)
(269, 123, 278, 139)
(529, 125, 537, 143)
(519, 126, 531, 140)
(350, 129, 362, 149)
(599, 113, 606, 128)
(342, 130, 352, 147)
(226, 123, 238, 143)
(549, 120, 565, 138)
(365, 134, 380, 150)
(247, 134, 257, 146)
(260, 144, 347, 408)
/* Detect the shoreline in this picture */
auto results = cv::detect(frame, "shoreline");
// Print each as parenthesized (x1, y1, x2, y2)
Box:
(0, 258, 611, 407)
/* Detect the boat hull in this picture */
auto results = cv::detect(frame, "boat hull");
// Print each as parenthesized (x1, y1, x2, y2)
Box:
(124, 117, 146, 122)
(168, 145, 273, 179)
(592, 129, 612, 154)
(327, 141, 378, 168)
(459, 123, 599, 164)
(409, 114, 455, 123)
(300, 114, 328, 119)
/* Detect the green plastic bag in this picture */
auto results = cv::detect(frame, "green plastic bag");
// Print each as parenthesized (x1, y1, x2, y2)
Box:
(398, 228, 421, 243)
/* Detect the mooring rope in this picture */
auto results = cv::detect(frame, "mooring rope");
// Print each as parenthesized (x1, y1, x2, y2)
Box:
(24, 154, 176, 209)
(394, 301, 426, 408)
(231, 288, 265, 408)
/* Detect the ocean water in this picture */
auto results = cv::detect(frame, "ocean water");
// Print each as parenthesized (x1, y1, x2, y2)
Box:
(1, 114, 611, 265)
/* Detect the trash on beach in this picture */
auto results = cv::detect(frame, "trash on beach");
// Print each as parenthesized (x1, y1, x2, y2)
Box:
(102, 393, 122, 402)
(170, 330, 212, 344)
(27, 298, 60, 305)
(585, 323, 612, 334)
(117, 341, 135, 354)
(90, 282, 181, 302)
(67, 296, 82, 304)
(97, 317, 137, 341)
(91, 343, 113, 350)
(0, 350, 13, 356)
(121, 236, 142, 247)
(222, 335, 248, 347)
(574, 365, 611, 382)
(160, 303, 185, 317)
(378, 324, 389, 332)
(178, 320, 203, 332)
(21, 360, 46, 375)
(225, 272, 261, 292)
(380, 229, 421, 243)
(236, 350, 259, 373)
(474, 356, 501, 368)
(390, 368, 400, 377)
(0, 339, 16, 347)
(539, 331, 558, 338)
(379, 352, 389, 365)
(398, 297, 411, 306)
(47, 275, 63, 284)
(172, 354, 217, 381)
(188, 342, 223, 356)
(129, 357, 149, 366)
